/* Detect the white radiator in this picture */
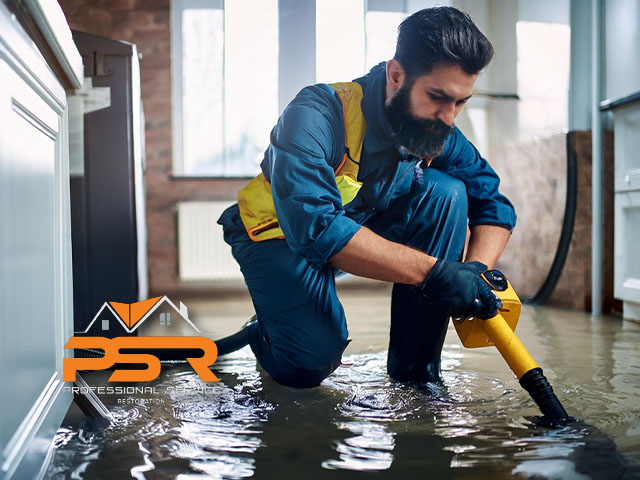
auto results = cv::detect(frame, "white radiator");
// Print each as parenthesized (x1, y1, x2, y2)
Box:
(177, 201, 243, 281)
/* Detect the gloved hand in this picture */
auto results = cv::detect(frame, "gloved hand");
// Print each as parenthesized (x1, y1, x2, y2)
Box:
(417, 259, 502, 319)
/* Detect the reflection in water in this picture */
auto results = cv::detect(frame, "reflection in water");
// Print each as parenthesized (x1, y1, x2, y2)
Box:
(323, 354, 398, 471)
(322, 421, 395, 471)
(46, 351, 273, 480)
(46, 310, 640, 479)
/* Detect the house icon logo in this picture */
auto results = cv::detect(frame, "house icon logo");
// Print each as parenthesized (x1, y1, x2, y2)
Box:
(65, 297, 219, 383)
(80, 296, 199, 334)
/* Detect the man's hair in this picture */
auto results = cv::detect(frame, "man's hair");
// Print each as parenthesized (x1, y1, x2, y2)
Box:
(394, 6, 494, 80)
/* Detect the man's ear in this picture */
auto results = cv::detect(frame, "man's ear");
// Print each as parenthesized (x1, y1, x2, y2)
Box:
(386, 59, 405, 91)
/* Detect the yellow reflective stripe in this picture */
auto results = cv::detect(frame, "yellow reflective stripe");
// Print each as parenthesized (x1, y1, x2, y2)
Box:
(238, 173, 285, 241)
(247, 222, 284, 241)
(335, 174, 362, 206)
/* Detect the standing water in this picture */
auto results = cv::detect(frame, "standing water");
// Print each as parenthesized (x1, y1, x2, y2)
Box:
(46, 297, 640, 479)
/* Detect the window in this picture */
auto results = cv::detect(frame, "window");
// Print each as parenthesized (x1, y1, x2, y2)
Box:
(160, 313, 171, 326)
(365, 7, 404, 71)
(316, 0, 406, 84)
(172, 0, 278, 176)
(171, 0, 409, 177)
(516, 21, 570, 139)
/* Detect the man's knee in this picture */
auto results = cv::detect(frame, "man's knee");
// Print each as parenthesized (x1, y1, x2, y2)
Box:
(267, 335, 348, 388)
(401, 170, 468, 259)
(269, 355, 344, 388)
(270, 363, 336, 388)
(419, 169, 468, 220)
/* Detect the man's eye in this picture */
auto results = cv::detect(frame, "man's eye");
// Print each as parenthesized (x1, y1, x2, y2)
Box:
(429, 94, 445, 101)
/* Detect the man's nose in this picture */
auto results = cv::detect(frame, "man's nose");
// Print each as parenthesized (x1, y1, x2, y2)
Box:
(437, 103, 456, 126)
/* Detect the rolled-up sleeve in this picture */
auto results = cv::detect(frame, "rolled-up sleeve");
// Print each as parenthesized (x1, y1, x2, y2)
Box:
(433, 127, 517, 231)
(264, 85, 362, 264)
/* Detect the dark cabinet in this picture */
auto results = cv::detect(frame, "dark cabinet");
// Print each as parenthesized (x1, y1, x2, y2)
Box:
(70, 31, 147, 336)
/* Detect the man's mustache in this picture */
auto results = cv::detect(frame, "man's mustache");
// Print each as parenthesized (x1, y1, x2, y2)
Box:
(415, 118, 454, 136)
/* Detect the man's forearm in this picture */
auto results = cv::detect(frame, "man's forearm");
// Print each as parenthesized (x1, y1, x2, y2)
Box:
(464, 225, 511, 268)
(329, 226, 437, 285)
(330, 224, 510, 284)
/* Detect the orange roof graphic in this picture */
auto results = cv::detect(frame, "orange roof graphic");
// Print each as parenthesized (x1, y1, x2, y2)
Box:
(80, 295, 200, 334)
(108, 296, 163, 329)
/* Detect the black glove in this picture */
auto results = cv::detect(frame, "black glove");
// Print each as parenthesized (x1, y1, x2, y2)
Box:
(418, 259, 502, 319)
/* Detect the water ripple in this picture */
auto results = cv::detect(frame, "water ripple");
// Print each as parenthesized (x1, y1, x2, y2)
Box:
(45, 313, 640, 479)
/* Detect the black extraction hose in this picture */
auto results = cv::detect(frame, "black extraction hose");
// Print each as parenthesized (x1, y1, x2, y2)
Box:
(214, 319, 255, 356)
(525, 132, 578, 305)
(519, 367, 570, 421)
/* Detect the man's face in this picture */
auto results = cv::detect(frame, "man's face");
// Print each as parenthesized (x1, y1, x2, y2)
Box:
(385, 63, 478, 159)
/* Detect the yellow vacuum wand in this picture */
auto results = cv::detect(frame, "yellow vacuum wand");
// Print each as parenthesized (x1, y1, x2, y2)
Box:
(453, 270, 569, 421)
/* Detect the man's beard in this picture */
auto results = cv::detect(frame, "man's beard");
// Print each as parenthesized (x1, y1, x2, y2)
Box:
(384, 84, 453, 159)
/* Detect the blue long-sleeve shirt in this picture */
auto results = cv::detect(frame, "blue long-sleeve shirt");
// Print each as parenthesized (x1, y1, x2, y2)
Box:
(219, 62, 516, 265)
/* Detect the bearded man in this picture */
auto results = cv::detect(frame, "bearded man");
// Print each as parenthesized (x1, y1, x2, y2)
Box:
(217, 6, 516, 388)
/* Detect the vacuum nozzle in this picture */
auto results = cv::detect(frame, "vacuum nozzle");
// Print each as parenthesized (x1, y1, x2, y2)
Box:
(453, 269, 570, 423)
(519, 367, 570, 422)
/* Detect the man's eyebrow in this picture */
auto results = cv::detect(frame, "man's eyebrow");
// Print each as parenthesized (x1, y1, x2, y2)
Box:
(429, 88, 472, 102)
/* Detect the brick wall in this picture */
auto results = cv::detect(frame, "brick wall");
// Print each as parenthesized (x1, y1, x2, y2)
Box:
(548, 131, 616, 311)
(59, 0, 243, 296)
(494, 133, 567, 299)
(494, 131, 617, 311)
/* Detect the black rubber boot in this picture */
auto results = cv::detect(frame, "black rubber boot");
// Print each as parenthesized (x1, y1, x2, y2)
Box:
(215, 315, 257, 356)
(387, 283, 449, 383)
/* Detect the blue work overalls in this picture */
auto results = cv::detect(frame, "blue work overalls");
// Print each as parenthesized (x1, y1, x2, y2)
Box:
(218, 63, 516, 388)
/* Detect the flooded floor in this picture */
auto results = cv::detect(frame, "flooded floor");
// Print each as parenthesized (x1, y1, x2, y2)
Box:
(47, 283, 640, 479)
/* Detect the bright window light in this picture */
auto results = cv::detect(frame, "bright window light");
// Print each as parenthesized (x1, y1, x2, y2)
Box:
(516, 21, 570, 139)
(182, 8, 224, 175)
(224, 0, 279, 176)
(177, 0, 278, 176)
(316, 0, 366, 84)
(365, 10, 403, 70)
